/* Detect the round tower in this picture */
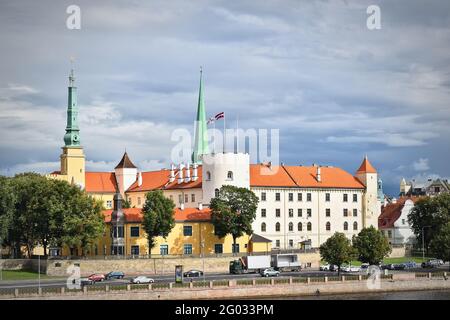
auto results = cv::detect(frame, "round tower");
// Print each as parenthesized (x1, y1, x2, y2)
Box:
(202, 152, 250, 205)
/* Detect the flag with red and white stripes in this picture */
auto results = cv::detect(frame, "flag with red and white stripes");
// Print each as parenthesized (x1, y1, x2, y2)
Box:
(207, 112, 225, 124)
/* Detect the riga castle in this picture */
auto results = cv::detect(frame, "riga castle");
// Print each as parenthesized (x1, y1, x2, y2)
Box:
(48, 68, 382, 257)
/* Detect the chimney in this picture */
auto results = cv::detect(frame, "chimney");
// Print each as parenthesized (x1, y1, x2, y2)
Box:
(184, 163, 191, 183)
(317, 167, 321, 182)
(177, 163, 184, 184)
(169, 164, 175, 183)
(180, 202, 185, 210)
(137, 172, 143, 187)
(198, 202, 203, 210)
(192, 163, 198, 181)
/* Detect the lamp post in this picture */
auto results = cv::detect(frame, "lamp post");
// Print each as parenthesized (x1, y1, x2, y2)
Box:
(201, 240, 205, 283)
(422, 225, 431, 262)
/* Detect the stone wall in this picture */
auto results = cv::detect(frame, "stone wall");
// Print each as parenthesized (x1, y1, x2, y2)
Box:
(0, 259, 47, 273)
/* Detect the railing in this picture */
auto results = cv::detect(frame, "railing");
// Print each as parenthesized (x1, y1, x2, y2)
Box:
(0, 272, 445, 298)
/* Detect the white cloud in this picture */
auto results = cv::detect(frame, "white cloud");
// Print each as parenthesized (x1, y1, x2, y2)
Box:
(413, 158, 430, 171)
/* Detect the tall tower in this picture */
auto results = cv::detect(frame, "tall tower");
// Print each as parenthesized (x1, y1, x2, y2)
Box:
(192, 67, 209, 164)
(114, 152, 138, 197)
(355, 155, 379, 228)
(59, 66, 85, 188)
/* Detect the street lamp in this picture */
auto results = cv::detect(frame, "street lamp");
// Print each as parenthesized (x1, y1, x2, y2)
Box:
(201, 240, 205, 283)
(422, 225, 431, 262)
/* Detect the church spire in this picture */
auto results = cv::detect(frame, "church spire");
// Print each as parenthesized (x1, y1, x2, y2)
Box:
(192, 67, 209, 163)
(63, 60, 81, 147)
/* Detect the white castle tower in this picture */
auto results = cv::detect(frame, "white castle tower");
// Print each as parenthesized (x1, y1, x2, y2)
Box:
(355, 155, 380, 228)
(115, 152, 138, 197)
(202, 152, 250, 205)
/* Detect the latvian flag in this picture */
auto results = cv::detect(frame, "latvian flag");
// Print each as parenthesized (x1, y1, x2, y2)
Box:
(207, 112, 225, 124)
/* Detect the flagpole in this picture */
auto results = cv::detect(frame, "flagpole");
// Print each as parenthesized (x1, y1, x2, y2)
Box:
(223, 113, 226, 153)
(236, 114, 239, 154)
(213, 120, 216, 154)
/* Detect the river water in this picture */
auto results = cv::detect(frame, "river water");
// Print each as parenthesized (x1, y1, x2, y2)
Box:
(271, 289, 450, 300)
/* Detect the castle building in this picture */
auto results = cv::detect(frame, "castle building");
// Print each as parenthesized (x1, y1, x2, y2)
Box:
(49, 68, 381, 256)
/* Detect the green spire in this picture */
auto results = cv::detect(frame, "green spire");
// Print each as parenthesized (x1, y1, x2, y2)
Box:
(63, 66, 81, 147)
(192, 67, 209, 163)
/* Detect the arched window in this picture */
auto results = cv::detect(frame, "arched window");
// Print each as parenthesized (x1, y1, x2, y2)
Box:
(214, 188, 220, 198)
(288, 222, 293, 232)
(227, 171, 233, 180)
(353, 221, 358, 231)
(307, 222, 312, 231)
(261, 222, 266, 232)
(344, 222, 348, 231)
(275, 222, 281, 232)
(326, 222, 331, 231)
(298, 222, 302, 231)
(206, 171, 211, 181)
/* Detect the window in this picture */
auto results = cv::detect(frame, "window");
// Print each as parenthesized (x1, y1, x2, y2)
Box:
(353, 194, 357, 202)
(261, 208, 266, 218)
(288, 222, 293, 231)
(298, 222, 302, 231)
(131, 245, 139, 256)
(169, 195, 173, 201)
(214, 244, 223, 254)
(227, 171, 233, 180)
(353, 209, 357, 217)
(307, 193, 312, 202)
(191, 194, 195, 202)
(353, 222, 358, 231)
(288, 193, 293, 201)
(326, 208, 331, 217)
(298, 193, 302, 201)
(435, 186, 440, 193)
(289, 239, 294, 248)
(184, 244, 193, 255)
(288, 209, 293, 217)
(297, 209, 302, 217)
(307, 209, 312, 217)
(275, 193, 281, 201)
(232, 244, 240, 253)
(388, 230, 392, 238)
(106, 200, 112, 209)
(184, 194, 189, 203)
(344, 222, 348, 231)
(343, 194, 348, 202)
(178, 194, 183, 204)
(307, 222, 312, 231)
(113, 226, 124, 238)
(275, 222, 281, 232)
(261, 223, 266, 232)
(206, 171, 211, 180)
(160, 245, 168, 255)
(326, 222, 331, 231)
(130, 226, 139, 237)
(325, 193, 330, 202)
(276, 240, 280, 248)
(402, 219, 405, 225)
(137, 197, 141, 205)
(276, 209, 281, 217)
(215, 188, 220, 198)
(128, 198, 132, 205)
(183, 225, 193, 236)
(343, 209, 348, 217)
(261, 192, 266, 201)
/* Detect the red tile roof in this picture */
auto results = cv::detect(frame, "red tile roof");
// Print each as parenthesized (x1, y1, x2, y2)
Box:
(85, 172, 117, 193)
(378, 197, 421, 229)
(103, 207, 212, 223)
(356, 156, 377, 174)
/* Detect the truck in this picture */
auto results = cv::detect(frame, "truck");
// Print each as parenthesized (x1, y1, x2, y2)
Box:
(271, 254, 301, 272)
(229, 255, 271, 274)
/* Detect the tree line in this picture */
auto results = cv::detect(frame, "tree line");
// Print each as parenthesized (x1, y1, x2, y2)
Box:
(0, 173, 104, 258)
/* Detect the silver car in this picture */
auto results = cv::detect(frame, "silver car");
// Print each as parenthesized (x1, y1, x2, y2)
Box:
(260, 268, 280, 277)
(130, 276, 154, 284)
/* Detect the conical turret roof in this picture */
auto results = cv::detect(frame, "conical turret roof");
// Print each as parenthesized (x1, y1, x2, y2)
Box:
(115, 152, 137, 169)
(356, 155, 377, 174)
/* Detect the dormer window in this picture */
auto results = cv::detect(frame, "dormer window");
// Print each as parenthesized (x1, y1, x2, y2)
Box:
(227, 171, 233, 180)
(206, 171, 211, 181)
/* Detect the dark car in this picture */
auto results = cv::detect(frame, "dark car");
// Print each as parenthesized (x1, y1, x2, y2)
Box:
(421, 259, 441, 268)
(105, 271, 125, 280)
(393, 264, 406, 270)
(183, 270, 203, 277)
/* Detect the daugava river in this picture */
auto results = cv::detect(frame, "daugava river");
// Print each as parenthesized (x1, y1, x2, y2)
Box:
(266, 289, 450, 300)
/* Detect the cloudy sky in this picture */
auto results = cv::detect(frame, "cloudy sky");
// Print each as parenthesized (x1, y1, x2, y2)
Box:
(0, 0, 449, 196)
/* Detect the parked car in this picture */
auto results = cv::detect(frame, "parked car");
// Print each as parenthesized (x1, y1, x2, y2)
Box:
(381, 264, 396, 270)
(329, 264, 339, 272)
(260, 268, 280, 277)
(130, 276, 154, 284)
(319, 264, 331, 271)
(183, 270, 204, 277)
(421, 259, 441, 268)
(105, 271, 125, 280)
(88, 274, 106, 282)
(437, 259, 444, 265)
(393, 264, 406, 270)
(72, 277, 94, 286)
(402, 261, 417, 269)
(341, 265, 360, 273)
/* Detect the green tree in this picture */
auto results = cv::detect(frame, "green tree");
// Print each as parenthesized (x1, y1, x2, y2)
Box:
(142, 190, 176, 256)
(408, 194, 450, 252)
(210, 185, 259, 255)
(319, 232, 354, 275)
(353, 226, 391, 265)
(0, 176, 16, 252)
(429, 222, 450, 271)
